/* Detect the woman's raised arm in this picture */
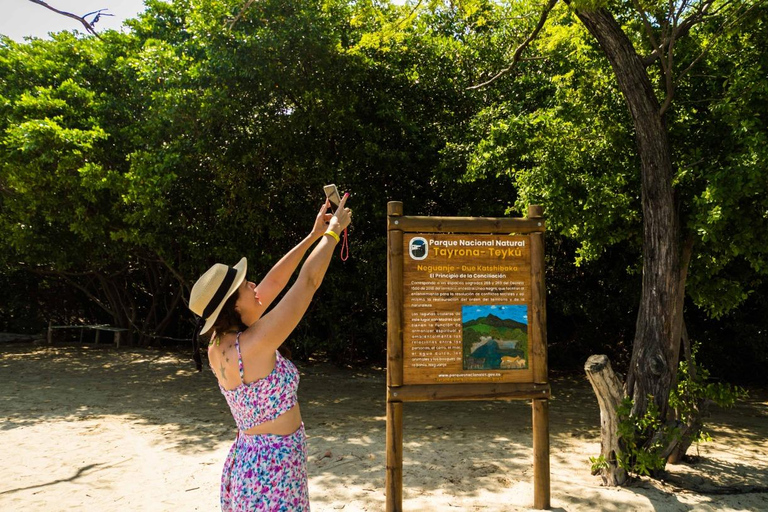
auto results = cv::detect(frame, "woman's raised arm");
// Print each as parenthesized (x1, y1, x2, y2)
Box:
(241, 194, 351, 358)
(249, 200, 334, 319)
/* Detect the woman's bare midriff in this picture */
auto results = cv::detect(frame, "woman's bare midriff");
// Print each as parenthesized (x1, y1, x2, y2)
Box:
(242, 403, 302, 436)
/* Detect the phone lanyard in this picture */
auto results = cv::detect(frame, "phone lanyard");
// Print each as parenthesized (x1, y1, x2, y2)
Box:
(330, 204, 350, 261)
(340, 228, 349, 261)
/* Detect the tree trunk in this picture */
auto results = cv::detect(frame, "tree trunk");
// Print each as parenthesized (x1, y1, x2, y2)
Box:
(574, 6, 683, 426)
(667, 409, 703, 464)
(585, 355, 628, 486)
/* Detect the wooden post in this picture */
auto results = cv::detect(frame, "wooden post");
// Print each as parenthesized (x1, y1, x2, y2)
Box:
(533, 398, 551, 509)
(528, 204, 544, 220)
(529, 206, 548, 384)
(386, 401, 403, 512)
(47, 320, 52, 345)
(387, 201, 404, 512)
(395, 216, 544, 233)
(388, 201, 404, 388)
(529, 205, 550, 509)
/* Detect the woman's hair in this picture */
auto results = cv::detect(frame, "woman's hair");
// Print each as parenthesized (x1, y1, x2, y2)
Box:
(211, 288, 292, 359)
(211, 292, 246, 337)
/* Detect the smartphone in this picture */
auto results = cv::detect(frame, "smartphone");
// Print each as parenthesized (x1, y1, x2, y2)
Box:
(324, 184, 342, 207)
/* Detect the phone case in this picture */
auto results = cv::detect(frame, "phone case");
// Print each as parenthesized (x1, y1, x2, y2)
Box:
(324, 184, 341, 206)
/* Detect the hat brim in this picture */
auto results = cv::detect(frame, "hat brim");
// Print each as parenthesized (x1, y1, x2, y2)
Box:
(200, 257, 247, 335)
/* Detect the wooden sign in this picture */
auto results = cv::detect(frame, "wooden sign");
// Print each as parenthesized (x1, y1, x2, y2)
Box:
(403, 233, 534, 385)
(386, 202, 550, 511)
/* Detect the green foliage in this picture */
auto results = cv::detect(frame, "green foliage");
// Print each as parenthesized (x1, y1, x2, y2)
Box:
(462, 0, 768, 318)
(1, 0, 767, 372)
(463, 2, 641, 265)
(615, 395, 671, 477)
(607, 351, 748, 477)
(588, 453, 609, 474)
(677, 8, 768, 317)
(669, 342, 749, 445)
(1, 0, 511, 354)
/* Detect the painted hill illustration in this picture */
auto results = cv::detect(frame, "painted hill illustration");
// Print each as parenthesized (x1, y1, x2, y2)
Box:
(462, 313, 528, 370)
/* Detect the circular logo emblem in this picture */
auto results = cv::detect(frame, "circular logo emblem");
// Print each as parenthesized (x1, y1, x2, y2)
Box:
(408, 237, 428, 260)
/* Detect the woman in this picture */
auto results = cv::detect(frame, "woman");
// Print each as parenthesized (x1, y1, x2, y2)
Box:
(188, 193, 351, 511)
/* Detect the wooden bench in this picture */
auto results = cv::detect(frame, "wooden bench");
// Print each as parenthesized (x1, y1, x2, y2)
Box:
(47, 322, 130, 348)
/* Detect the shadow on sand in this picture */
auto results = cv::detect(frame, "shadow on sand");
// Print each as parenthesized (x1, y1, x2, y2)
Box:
(2, 342, 766, 509)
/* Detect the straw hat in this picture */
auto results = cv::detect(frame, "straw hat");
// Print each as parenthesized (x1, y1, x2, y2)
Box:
(189, 257, 247, 335)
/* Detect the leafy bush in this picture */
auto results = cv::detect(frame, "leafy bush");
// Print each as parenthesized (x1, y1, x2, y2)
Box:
(669, 342, 749, 447)
(591, 352, 748, 478)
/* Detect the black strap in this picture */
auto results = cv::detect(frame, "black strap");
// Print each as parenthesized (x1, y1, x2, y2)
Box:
(203, 266, 237, 319)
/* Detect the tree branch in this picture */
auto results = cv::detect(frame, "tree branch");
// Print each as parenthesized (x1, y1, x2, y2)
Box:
(641, 0, 719, 67)
(659, 26, 678, 116)
(26, 0, 110, 38)
(468, 0, 559, 90)
(633, 0, 664, 69)
(58, 273, 115, 317)
(227, 0, 259, 31)
(676, 0, 766, 85)
(630, 0, 757, 115)
(659, 0, 674, 60)
(152, 252, 190, 297)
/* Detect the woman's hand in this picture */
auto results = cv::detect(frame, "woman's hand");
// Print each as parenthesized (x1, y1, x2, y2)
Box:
(327, 193, 352, 236)
(310, 199, 334, 239)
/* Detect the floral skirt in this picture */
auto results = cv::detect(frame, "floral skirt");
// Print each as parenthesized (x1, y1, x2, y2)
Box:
(221, 423, 309, 512)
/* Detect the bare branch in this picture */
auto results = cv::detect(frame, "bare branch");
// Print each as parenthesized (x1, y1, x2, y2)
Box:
(49, 271, 116, 317)
(659, 0, 674, 56)
(151, 252, 191, 300)
(642, 42, 664, 67)
(659, 35, 677, 115)
(659, 0, 687, 116)
(642, 0, 719, 66)
(671, 0, 687, 28)
(83, 9, 114, 27)
(671, 0, 715, 39)
(26, 0, 108, 38)
(468, 0, 559, 90)
(633, 0, 666, 70)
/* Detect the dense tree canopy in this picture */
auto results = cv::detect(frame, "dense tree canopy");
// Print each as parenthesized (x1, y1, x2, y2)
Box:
(1, 0, 765, 383)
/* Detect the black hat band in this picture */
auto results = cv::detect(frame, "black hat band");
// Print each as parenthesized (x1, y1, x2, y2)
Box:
(202, 266, 238, 319)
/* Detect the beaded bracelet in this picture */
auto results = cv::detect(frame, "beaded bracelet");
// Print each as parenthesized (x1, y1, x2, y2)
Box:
(324, 230, 341, 244)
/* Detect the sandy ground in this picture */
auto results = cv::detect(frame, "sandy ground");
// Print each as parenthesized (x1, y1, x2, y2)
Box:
(1, 340, 767, 511)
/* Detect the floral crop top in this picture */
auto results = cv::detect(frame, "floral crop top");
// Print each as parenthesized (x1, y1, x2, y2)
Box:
(215, 332, 299, 431)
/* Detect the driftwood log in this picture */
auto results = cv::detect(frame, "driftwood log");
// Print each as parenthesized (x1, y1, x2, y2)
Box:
(585, 354, 628, 486)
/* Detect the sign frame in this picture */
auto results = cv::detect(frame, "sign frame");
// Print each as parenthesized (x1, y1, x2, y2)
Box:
(386, 201, 551, 511)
